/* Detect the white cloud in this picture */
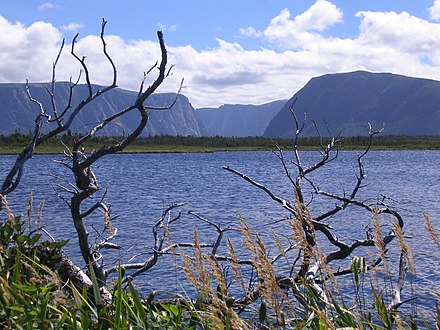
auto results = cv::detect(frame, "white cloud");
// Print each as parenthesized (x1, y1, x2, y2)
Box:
(61, 22, 85, 32)
(38, 2, 56, 10)
(239, 27, 262, 38)
(156, 23, 177, 33)
(0, 16, 62, 82)
(356, 11, 440, 55)
(262, 1, 343, 50)
(293, 0, 343, 32)
(429, 0, 440, 20)
(3, 1, 440, 108)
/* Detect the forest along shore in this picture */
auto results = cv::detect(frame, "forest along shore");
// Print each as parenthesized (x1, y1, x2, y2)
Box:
(1, 134, 440, 154)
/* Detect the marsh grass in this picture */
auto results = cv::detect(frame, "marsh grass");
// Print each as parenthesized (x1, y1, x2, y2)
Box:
(1, 197, 440, 329)
(179, 227, 246, 329)
(424, 213, 440, 254)
(176, 199, 439, 329)
(423, 213, 440, 326)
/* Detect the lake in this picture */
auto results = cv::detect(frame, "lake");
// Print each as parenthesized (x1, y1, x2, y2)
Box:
(1, 150, 439, 317)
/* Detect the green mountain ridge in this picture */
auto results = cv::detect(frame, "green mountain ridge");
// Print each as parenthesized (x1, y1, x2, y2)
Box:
(264, 71, 440, 137)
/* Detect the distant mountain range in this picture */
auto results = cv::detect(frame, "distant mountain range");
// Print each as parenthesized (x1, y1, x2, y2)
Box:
(0, 82, 204, 136)
(2, 71, 440, 137)
(264, 71, 440, 137)
(195, 100, 286, 137)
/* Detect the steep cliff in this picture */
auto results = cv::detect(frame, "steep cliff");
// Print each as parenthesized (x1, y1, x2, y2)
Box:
(264, 71, 440, 137)
(196, 100, 286, 137)
(0, 82, 204, 136)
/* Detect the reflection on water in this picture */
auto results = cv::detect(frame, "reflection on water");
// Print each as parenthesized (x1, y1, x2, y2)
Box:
(1, 150, 440, 315)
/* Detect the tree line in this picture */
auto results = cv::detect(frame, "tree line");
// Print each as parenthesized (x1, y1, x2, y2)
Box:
(1, 132, 440, 151)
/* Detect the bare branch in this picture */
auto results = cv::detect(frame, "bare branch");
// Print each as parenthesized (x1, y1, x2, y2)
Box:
(188, 211, 233, 255)
(100, 19, 117, 90)
(221, 107, 408, 317)
(47, 38, 65, 125)
(223, 166, 297, 215)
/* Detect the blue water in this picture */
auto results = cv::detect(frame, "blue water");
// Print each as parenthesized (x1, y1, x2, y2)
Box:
(1, 150, 439, 318)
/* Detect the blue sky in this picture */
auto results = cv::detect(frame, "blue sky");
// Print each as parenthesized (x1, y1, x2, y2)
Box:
(1, 1, 440, 107)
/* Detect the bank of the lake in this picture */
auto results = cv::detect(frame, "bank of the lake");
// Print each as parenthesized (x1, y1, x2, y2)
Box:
(2, 134, 440, 154)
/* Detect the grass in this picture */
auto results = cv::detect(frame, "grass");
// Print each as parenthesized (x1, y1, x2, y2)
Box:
(178, 210, 440, 329)
(1, 195, 440, 328)
(0, 198, 210, 329)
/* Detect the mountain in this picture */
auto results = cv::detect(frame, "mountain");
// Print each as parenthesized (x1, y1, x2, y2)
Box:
(264, 71, 440, 137)
(196, 100, 286, 137)
(0, 82, 204, 136)
(6, 71, 440, 139)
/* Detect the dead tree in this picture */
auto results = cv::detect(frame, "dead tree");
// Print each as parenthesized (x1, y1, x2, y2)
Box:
(0, 20, 197, 294)
(221, 106, 414, 314)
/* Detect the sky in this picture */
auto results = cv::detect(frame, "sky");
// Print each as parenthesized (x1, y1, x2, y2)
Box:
(1, 1, 440, 108)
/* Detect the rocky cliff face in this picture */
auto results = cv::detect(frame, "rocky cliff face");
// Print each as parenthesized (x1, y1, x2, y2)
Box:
(196, 100, 286, 137)
(264, 71, 440, 137)
(5, 71, 440, 139)
(0, 82, 205, 136)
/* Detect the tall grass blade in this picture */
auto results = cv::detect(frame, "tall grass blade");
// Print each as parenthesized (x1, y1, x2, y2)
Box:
(114, 264, 123, 329)
(88, 263, 102, 306)
(127, 279, 148, 327)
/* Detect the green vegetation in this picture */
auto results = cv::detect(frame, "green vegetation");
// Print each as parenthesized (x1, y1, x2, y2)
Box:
(1, 133, 440, 154)
(0, 203, 212, 329)
(1, 201, 439, 329)
(0, 197, 225, 329)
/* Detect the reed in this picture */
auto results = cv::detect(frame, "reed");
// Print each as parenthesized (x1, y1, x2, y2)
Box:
(2, 193, 440, 328)
(392, 219, 416, 274)
(179, 227, 246, 329)
(371, 208, 392, 277)
(424, 212, 440, 250)
(0, 194, 15, 224)
(424, 212, 440, 328)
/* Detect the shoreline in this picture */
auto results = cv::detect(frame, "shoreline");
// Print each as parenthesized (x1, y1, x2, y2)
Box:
(1, 145, 439, 155)
(2, 134, 440, 154)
